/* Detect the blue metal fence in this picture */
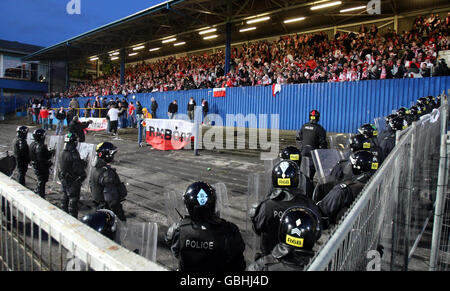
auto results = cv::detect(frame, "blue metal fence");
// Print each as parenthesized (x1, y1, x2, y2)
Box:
(57, 76, 449, 133)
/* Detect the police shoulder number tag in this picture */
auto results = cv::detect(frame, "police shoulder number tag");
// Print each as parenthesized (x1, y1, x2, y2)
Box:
(290, 154, 300, 161)
(363, 142, 371, 149)
(286, 235, 303, 248)
(371, 163, 379, 170)
(373, 130, 378, 136)
(278, 178, 291, 186)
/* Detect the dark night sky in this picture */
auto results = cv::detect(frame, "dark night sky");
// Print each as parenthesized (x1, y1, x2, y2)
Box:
(0, 0, 165, 47)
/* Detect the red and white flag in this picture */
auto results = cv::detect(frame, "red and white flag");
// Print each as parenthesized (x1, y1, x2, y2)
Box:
(272, 84, 282, 97)
(213, 88, 226, 97)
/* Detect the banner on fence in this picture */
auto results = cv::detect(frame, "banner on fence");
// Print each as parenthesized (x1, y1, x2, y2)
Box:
(79, 118, 107, 131)
(144, 118, 194, 150)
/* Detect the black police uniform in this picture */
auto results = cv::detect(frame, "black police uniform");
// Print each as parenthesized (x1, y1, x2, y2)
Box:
(318, 173, 372, 225)
(296, 121, 327, 156)
(377, 129, 396, 160)
(312, 159, 354, 202)
(29, 140, 53, 198)
(14, 137, 31, 186)
(167, 215, 246, 272)
(90, 157, 127, 221)
(296, 121, 327, 178)
(247, 244, 314, 271)
(250, 188, 321, 256)
(58, 143, 87, 218)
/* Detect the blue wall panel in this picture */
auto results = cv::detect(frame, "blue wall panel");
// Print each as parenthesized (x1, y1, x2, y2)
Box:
(62, 76, 449, 133)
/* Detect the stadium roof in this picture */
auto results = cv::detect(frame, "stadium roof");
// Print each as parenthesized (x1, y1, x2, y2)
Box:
(0, 39, 44, 56)
(24, 0, 450, 63)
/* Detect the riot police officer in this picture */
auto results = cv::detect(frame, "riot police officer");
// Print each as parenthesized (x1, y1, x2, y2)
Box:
(296, 110, 327, 178)
(377, 114, 408, 159)
(417, 97, 432, 114)
(166, 181, 246, 272)
(409, 105, 423, 122)
(313, 129, 381, 203)
(250, 160, 322, 256)
(90, 142, 127, 221)
(29, 129, 54, 198)
(81, 209, 117, 241)
(318, 150, 379, 225)
(14, 126, 31, 186)
(426, 96, 437, 110)
(396, 107, 413, 125)
(279, 146, 314, 198)
(58, 133, 88, 218)
(247, 206, 321, 271)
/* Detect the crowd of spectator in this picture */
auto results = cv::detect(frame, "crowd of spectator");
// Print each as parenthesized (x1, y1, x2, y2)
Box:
(53, 13, 450, 99)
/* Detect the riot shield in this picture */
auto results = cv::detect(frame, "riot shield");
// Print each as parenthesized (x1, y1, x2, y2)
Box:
(374, 116, 388, 133)
(164, 182, 230, 226)
(263, 158, 279, 189)
(76, 143, 96, 193)
(0, 152, 16, 177)
(311, 149, 346, 185)
(328, 133, 354, 150)
(116, 220, 158, 262)
(49, 135, 64, 190)
(245, 171, 272, 261)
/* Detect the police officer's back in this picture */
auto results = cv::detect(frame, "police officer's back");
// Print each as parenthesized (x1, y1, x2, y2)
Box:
(247, 206, 321, 271)
(296, 110, 327, 157)
(250, 160, 321, 256)
(90, 142, 127, 221)
(29, 129, 54, 198)
(166, 181, 246, 272)
(377, 114, 407, 160)
(318, 150, 379, 225)
(14, 126, 31, 186)
(58, 133, 87, 218)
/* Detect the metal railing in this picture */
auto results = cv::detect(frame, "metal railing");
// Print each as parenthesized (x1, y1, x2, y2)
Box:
(306, 100, 447, 271)
(429, 133, 450, 271)
(0, 173, 167, 271)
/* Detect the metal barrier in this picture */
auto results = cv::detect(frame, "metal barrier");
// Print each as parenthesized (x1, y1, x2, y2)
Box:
(429, 133, 450, 271)
(306, 101, 447, 271)
(0, 173, 167, 271)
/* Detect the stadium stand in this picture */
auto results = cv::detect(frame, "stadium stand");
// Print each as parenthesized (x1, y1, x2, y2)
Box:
(52, 14, 449, 99)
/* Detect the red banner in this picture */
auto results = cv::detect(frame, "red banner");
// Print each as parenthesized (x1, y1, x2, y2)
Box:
(144, 119, 195, 150)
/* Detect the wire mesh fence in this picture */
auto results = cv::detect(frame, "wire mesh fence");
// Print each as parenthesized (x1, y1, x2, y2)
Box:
(306, 101, 446, 271)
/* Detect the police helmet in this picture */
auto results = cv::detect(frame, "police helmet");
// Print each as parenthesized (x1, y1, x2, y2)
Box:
(81, 209, 117, 240)
(396, 107, 410, 119)
(17, 126, 28, 139)
(183, 181, 216, 220)
(96, 142, 117, 163)
(278, 206, 321, 252)
(409, 105, 422, 121)
(349, 150, 379, 175)
(279, 146, 301, 167)
(435, 96, 441, 108)
(417, 97, 429, 108)
(272, 160, 299, 188)
(349, 134, 374, 152)
(32, 129, 46, 142)
(388, 115, 408, 131)
(309, 109, 320, 122)
(426, 96, 437, 109)
(357, 123, 378, 138)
